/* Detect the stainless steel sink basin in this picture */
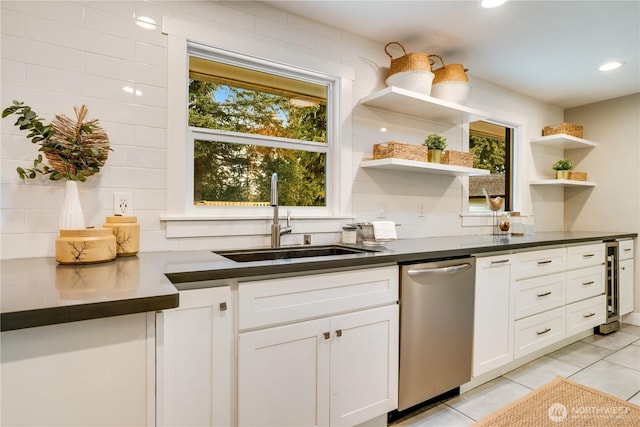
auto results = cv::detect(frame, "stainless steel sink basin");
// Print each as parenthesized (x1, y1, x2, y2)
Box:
(215, 245, 377, 262)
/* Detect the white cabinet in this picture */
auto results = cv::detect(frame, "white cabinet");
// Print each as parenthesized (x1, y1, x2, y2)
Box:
(157, 286, 233, 427)
(529, 134, 597, 187)
(473, 254, 514, 376)
(514, 307, 566, 359)
(237, 266, 399, 427)
(619, 239, 635, 316)
(1, 313, 155, 427)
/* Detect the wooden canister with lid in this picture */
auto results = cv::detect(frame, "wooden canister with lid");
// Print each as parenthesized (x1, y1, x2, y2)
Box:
(103, 216, 140, 256)
(55, 228, 117, 264)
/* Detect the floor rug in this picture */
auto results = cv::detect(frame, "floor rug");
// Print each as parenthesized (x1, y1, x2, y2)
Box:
(473, 376, 640, 426)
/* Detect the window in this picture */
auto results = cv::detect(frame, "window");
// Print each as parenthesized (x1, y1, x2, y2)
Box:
(187, 46, 332, 209)
(468, 121, 514, 211)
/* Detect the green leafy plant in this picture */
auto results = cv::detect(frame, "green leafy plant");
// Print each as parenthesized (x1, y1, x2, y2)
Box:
(552, 158, 574, 171)
(2, 101, 111, 181)
(423, 133, 447, 150)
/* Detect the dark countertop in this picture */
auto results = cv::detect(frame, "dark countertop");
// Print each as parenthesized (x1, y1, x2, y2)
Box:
(1, 231, 635, 331)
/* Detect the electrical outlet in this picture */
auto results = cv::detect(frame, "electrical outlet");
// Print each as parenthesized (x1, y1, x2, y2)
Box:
(114, 192, 133, 216)
(418, 203, 425, 217)
(376, 202, 386, 218)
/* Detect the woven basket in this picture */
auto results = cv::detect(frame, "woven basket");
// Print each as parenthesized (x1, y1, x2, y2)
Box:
(384, 42, 431, 77)
(542, 123, 583, 138)
(429, 54, 469, 83)
(569, 171, 587, 181)
(373, 141, 428, 162)
(442, 150, 473, 167)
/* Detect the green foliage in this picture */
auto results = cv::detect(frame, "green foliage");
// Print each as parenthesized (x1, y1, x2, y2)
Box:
(552, 158, 574, 170)
(2, 101, 109, 181)
(189, 79, 327, 206)
(470, 135, 506, 173)
(423, 133, 447, 150)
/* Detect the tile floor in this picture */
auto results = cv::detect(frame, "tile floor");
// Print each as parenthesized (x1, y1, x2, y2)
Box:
(392, 323, 640, 426)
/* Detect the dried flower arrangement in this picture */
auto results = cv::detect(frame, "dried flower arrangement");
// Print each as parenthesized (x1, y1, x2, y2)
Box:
(2, 101, 111, 181)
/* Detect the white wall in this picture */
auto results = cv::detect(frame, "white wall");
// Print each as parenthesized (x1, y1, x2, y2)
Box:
(565, 94, 640, 319)
(1, 0, 566, 259)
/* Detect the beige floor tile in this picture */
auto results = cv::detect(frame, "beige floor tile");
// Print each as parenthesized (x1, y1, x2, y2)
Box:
(446, 377, 532, 421)
(581, 331, 640, 351)
(619, 323, 640, 337)
(503, 356, 581, 389)
(568, 360, 640, 400)
(604, 344, 640, 370)
(629, 392, 640, 406)
(547, 341, 614, 368)
(392, 403, 474, 427)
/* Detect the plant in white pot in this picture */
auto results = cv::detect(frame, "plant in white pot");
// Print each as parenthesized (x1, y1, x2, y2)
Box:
(552, 158, 574, 180)
(2, 101, 111, 229)
(423, 133, 447, 163)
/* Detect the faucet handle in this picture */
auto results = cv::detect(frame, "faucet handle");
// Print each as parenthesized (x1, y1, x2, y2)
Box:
(286, 209, 291, 227)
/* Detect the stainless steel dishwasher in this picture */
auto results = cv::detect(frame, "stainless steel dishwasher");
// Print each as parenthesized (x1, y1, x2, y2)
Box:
(397, 257, 475, 412)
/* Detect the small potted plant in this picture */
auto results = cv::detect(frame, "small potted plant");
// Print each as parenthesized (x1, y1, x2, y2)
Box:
(423, 133, 447, 163)
(552, 158, 574, 179)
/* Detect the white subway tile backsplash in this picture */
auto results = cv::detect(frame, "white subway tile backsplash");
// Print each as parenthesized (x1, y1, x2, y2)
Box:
(25, 14, 84, 50)
(82, 29, 136, 61)
(134, 125, 166, 149)
(134, 168, 165, 190)
(0, 7, 25, 37)
(133, 189, 165, 211)
(3, 1, 83, 27)
(25, 208, 60, 233)
(134, 41, 167, 68)
(0, 209, 25, 234)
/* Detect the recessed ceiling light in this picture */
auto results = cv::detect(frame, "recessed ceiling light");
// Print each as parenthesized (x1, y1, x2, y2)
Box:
(481, 0, 508, 8)
(598, 61, 625, 72)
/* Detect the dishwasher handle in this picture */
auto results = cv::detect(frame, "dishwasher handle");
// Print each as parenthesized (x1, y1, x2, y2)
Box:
(407, 262, 473, 276)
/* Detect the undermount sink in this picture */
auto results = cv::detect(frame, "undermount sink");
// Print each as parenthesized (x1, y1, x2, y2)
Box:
(215, 245, 378, 263)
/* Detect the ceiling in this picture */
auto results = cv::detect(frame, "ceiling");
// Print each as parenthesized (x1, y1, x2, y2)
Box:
(261, 0, 640, 109)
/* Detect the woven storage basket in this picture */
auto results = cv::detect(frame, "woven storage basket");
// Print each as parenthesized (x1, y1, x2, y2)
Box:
(569, 171, 587, 181)
(429, 54, 468, 83)
(442, 150, 473, 167)
(384, 42, 431, 77)
(542, 123, 583, 138)
(373, 141, 428, 162)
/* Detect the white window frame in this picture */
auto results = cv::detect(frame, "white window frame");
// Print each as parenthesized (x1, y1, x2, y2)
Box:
(186, 44, 336, 218)
(461, 112, 528, 228)
(161, 17, 354, 237)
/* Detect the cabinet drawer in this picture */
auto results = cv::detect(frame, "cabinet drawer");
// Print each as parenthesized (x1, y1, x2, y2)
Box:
(238, 266, 399, 330)
(566, 243, 604, 270)
(514, 307, 565, 359)
(566, 295, 605, 337)
(514, 248, 566, 280)
(620, 239, 634, 260)
(566, 265, 605, 303)
(514, 272, 565, 319)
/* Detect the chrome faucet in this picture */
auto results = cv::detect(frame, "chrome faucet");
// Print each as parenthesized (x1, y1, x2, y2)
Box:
(270, 173, 292, 247)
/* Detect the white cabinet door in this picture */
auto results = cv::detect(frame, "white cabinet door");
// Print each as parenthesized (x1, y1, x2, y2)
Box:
(238, 318, 331, 427)
(330, 305, 399, 427)
(1, 313, 154, 427)
(157, 287, 233, 427)
(473, 255, 514, 376)
(620, 258, 635, 316)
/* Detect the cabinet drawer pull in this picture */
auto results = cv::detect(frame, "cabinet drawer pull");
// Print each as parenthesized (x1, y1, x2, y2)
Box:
(537, 260, 552, 265)
(336, 329, 342, 337)
(219, 302, 227, 311)
(624, 248, 632, 252)
(323, 332, 330, 340)
(582, 253, 595, 258)
(537, 291, 552, 297)
(583, 312, 596, 318)
(536, 328, 551, 335)
(621, 266, 626, 271)
(491, 259, 510, 264)
(582, 281, 595, 286)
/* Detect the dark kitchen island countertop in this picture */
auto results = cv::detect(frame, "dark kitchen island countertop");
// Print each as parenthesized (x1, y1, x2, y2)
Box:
(1, 231, 635, 331)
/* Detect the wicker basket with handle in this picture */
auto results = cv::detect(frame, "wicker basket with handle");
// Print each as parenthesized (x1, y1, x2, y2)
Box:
(429, 54, 469, 83)
(373, 141, 428, 162)
(442, 150, 473, 167)
(542, 123, 583, 138)
(384, 42, 432, 77)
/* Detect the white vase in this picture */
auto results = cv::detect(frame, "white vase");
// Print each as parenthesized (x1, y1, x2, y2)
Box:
(59, 180, 85, 230)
